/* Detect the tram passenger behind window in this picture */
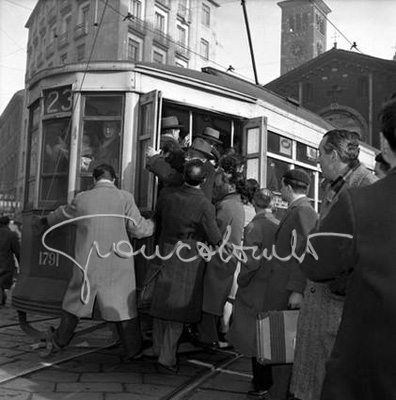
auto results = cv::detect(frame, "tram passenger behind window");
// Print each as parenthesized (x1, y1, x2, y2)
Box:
(91, 121, 120, 172)
(44, 135, 69, 173)
(80, 135, 94, 172)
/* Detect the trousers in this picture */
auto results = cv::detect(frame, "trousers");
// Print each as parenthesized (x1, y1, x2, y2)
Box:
(54, 310, 142, 358)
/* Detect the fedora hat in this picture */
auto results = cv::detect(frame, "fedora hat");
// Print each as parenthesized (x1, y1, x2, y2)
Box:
(197, 127, 222, 144)
(190, 138, 215, 159)
(161, 116, 184, 131)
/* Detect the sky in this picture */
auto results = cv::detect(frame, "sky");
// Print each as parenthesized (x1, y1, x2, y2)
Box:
(0, 0, 395, 114)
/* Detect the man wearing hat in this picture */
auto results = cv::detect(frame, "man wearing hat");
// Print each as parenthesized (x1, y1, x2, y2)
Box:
(146, 116, 186, 189)
(186, 138, 218, 200)
(0, 216, 20, 306)
(249, 169, 317, 399)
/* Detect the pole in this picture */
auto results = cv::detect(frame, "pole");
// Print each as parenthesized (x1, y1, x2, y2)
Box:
(241, 0, 259, 85)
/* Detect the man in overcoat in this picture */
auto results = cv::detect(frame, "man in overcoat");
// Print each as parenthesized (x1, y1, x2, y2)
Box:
(227, 188, 279, 398)
(297, 98, 396, 399)
(38, 164, 154, 359)
(149, 159, 222, 372)
(0, 216, 20, 306)
(290, 130, 377, 400)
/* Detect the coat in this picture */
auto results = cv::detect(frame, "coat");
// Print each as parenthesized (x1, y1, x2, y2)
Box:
(150, 184, 222, 323)
(227, 211, 279, 356)
(46, 180, 154, 321)
(0, 226, 20, 289)
(202, 192, 245, 315)
(290, 164, 377, 400)
(299, 169, 396, 400)
(263, 196, 318, 311)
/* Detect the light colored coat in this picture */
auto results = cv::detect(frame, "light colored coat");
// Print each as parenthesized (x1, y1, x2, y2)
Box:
(46, 180, 154, 321)
(290, 163, 377, 400)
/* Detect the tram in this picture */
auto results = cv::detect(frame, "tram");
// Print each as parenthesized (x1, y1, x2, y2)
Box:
(11, 61, 377, 336)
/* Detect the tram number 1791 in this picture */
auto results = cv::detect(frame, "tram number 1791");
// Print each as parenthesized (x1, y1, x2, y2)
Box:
(38, 251, 60, 267)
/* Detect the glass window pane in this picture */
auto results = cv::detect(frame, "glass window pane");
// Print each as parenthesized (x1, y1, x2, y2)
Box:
(40, 176, 68, 203)
(296, 142, 317, 166)
(85, 96, 122, 116)
(268, 131, 292, 158)
(246, 158, 259, 181)
(82, 120, 121, 172)
(266, 157, 292, 193)
(42, 119, 70, 174)
(299, 167, 316, 200)
(247, 127, 259, 154)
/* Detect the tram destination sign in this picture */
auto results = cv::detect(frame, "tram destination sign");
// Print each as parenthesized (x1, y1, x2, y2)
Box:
(43, 85, 73, 115)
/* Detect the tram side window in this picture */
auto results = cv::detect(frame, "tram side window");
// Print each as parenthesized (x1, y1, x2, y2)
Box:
(40, 118, 70, 204)
(25, 104, 40, 208)
(80, 95, 123, 191)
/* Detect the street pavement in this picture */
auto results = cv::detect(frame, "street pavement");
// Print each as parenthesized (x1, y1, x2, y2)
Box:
(0, 291, 290, 400)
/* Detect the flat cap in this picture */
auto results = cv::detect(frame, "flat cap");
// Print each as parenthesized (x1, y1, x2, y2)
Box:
(283, 169, 311, 187)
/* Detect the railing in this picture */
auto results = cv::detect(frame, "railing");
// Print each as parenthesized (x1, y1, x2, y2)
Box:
(74, 23, 88, 39)
(128, 17, 147, 35)
(57, 32, 68, 49)
(176, 42, 191, 59)
(153, 29, 171, 48)
(177, 3, 191, 22)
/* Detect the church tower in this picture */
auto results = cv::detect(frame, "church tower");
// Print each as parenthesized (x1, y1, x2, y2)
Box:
(278, 0, 331, 75)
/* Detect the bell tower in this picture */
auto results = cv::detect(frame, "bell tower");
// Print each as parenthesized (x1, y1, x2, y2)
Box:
(278, 0, 331, 75)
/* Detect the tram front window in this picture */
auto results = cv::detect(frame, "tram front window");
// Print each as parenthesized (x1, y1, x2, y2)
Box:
(40, 118, 70, 204)
(79, 95, 123, 192)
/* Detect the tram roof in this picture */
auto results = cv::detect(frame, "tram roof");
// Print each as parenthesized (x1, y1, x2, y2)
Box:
(135, 62, 334, 130)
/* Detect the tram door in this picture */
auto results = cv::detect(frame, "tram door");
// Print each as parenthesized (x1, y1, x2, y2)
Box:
(242, 116, 268, 188)
(133, 90, 162, 291)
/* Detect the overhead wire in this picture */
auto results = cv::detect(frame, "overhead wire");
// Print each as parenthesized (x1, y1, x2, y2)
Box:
(308, 0, 363, 54)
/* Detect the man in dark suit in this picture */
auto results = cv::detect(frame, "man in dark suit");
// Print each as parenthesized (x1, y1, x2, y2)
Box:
(0, 216, 20, 306)
(299, 98, 396, 399)
(149, 159, 222, 373)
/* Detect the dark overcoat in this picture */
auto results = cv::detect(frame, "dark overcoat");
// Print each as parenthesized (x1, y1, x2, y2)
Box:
(202, 193, 245, 316)
(150, 184, 221, 323)
(0, 226, 20, 289)
(227, 211, 279, 356)
(263, 196, 318, 311)
(300, 168, 396, 400)
(46, 181, 154, 321)
(290, 164, 377, 400)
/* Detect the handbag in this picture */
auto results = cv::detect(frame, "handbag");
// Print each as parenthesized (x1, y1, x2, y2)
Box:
(137, 258, 163, 311)
(256, 310, 299, 365)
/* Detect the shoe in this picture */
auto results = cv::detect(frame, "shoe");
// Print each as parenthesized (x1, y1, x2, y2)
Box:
(157, 362, 179, 374)
(140, 346, 159, 359)
(247, 389, 270, 399)
(39, 327, 62, 358)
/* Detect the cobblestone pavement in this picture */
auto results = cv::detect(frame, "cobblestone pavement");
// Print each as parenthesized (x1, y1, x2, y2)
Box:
(0, 292, 290, 400)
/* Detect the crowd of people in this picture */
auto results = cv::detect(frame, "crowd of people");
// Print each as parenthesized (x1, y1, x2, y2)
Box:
(3, 96, 396, 400)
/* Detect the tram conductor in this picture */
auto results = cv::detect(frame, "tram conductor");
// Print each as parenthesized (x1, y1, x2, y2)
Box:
(35, 163, 155, 359)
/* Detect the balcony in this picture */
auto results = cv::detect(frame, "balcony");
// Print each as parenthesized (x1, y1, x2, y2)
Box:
(153, 29, 171, 48)
(155, 0, 170, 9)
(57, 32, 69, 49)
(177, 3, 191, 23)
(45, 42, 55, 58)
(128, 17, 147, 36)
(74, 22, 88, 39)
(175, 42, 191, 59)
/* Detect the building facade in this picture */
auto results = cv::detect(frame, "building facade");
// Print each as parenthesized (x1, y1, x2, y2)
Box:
(25, 0, 220, 81)
(265, 48, 396, 149)
(278, 0, 331, 75)
(0, 90, 25, 218)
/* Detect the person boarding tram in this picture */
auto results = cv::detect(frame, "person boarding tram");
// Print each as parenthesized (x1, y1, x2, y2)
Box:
(34, 164, 154, 360)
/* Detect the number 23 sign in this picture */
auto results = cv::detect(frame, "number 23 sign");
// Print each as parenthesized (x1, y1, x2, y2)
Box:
(44, 85, 73, 115)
